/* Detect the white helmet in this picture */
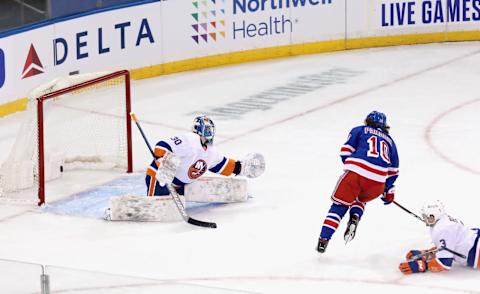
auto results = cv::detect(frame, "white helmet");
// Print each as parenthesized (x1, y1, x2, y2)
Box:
(420, 200, 445, 226)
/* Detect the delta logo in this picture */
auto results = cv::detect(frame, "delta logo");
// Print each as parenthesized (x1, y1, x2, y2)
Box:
(21, 44, 45, 79)
(191, 0, 226, 44)
(0, 48, 5, 88)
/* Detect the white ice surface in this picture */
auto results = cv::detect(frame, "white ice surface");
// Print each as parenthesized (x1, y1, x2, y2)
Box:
(1, 42, 480, 293)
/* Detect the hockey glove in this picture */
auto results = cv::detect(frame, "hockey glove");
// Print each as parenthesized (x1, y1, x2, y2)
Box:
(399, 260, 427, 274)
(240, 153, 265, 178)
(406, 247, 437, 262)
(155, 152, 181, 186)
(381, 187, 395, 205)
(406, 250, 426, 262)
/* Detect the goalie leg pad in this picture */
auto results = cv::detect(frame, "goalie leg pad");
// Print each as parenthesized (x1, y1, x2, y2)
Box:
(185, 177, 248, 203)
(106, 195, 185, 222)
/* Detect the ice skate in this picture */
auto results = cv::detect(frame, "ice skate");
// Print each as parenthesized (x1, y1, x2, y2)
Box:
(344, 214, 360, 244)
(316, 238, 329, 253)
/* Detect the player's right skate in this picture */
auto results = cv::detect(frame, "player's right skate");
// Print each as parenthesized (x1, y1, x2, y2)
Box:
(344, 214, 360, 243)
(316, 238, 329, 253)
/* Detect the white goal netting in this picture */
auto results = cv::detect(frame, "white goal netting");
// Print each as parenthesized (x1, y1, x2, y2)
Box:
(0, 71, 132, 205)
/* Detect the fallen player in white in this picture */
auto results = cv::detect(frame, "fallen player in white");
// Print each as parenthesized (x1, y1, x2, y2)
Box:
(399, 200, 480, 274)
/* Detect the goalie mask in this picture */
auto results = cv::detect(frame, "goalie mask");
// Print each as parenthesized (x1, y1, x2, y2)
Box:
(420, 200, 445, 226)
(193, 115, 215, 145)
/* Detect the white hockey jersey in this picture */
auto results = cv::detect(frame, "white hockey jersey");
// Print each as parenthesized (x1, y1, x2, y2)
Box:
(430, 214, 480, 269)
(147, 132, 236, 186)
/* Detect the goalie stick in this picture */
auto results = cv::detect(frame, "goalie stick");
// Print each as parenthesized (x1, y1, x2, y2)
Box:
(393, 200, 466, 259)
(130, 112, 217, 229)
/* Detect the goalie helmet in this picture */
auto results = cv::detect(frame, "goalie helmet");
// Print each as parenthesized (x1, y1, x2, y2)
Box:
(420, 200, 445, 226)
(365, 111, 390, 133)
(192, 115, 215, 145)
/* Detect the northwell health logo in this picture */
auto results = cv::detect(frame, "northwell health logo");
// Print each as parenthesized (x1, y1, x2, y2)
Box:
(190, 0, 334, 43)
(191, 0, 226, 43)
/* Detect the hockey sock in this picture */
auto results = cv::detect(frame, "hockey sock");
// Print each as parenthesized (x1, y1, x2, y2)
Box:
(320, 203, 348, 240)
(349, 201, 365, 219)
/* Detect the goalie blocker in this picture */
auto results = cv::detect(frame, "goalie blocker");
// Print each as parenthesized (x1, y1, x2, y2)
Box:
(105, 177, 248, 221)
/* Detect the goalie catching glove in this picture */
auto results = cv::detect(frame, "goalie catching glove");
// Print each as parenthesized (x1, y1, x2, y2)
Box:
(239, 153, 265, 178)
(155, 151, 181, 186)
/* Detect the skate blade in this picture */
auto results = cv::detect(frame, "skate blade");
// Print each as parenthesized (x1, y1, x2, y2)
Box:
(344, 234, 353, 244)
(344, 225, 355, 244)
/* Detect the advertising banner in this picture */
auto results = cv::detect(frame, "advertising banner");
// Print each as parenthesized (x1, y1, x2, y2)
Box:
(0, 1, 162, 104)
(0, 0, 479, 107)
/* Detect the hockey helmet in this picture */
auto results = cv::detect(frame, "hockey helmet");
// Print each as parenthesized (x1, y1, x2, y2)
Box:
(365, 111, 389, 132)
(420, 200, 445, 226)
(192, 115, 215, 145)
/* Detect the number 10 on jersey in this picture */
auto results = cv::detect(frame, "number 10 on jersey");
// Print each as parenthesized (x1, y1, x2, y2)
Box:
(367, 136, 391, 164)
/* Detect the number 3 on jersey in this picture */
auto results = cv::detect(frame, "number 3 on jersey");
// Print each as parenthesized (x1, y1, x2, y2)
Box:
(367, 136, 391, 164)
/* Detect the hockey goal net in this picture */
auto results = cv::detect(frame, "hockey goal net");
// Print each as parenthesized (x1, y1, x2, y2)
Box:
(0, 70, 132, 206)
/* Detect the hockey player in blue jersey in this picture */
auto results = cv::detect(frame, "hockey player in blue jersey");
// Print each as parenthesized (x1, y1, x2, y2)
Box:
(317, 111, 399, 253)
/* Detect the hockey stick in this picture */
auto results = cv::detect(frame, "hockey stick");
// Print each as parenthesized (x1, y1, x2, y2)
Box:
(407, 246, 466, 261)
(408, 247, 439, 262)
(393, 201, 424, 222)
(441, 246, 466, 259)
(130, 112, 217, 229)
(393, 201, 466, 259)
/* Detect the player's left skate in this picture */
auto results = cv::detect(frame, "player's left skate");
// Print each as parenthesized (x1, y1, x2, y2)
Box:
(344, 214, 360, 243)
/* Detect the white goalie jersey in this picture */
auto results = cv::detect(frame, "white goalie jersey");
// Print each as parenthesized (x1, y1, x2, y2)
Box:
(148, 132, 237, 186)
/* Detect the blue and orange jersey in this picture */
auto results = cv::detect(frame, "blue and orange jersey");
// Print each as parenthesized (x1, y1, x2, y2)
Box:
(146, 132, 237, 188)
(340, 126, 399, 191)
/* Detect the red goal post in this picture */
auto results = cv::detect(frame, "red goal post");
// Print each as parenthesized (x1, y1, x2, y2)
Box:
(0, 70, 133, 206)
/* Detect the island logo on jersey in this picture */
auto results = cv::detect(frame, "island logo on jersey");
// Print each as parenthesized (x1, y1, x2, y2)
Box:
(188, 159, 208, 179)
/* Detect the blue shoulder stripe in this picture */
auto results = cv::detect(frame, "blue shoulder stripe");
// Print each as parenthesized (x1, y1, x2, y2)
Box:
(157, 141, 172, 152)
(209, 157, 227, 173)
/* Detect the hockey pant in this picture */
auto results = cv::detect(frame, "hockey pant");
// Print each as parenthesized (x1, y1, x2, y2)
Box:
(320, 171, 384, 240)
(145, 173, 184, 196)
